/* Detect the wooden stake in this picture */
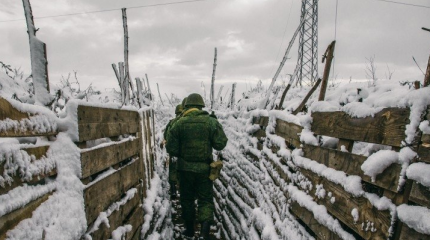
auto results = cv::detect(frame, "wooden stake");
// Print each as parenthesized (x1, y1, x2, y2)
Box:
(165, 93, 174, 107)
(293, 78, 322, 115)
(424, 54, 430, 87)
(415, 81, 421, 89)
(122, 8, 130, 84)
(216, 85, 224, 105)
(112, 63, 121, 86)
(230, 83, 236, 110)
(318, 41, 336, 101)
(22, 0, 51, 105)
(263, 18, 306, 109)
(145, 74, 152, 101)
(156, 83, 164, 106)
(135, 77, 143, 107)
(210, 47, 217, 109)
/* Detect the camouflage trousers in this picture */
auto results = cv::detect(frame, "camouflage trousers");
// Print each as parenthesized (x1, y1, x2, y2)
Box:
(179, 171, 214, 223)
(168, 157, 177, 183)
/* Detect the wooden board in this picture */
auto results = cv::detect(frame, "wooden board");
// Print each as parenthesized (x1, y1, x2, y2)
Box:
(84, 159, 142, 224)
(0, 145, 56, 195)
(409, 182, 430, 207)
(77, 105, 139, 124)
(417, 144, 430, 164)
(311, 108, 410, 147)
(421, 134, 430, 145)
(0, 192, 52, 240)
(299, 168, 391, 240)
(81, 139, 141, 179)
(0, 97, 28, 121)
(89, 184, 142, 240)
(399, 222, 430, 240)
(275, 119, 302, 148)
(302, 145, 401, 193)
(78, 122, 139, 142)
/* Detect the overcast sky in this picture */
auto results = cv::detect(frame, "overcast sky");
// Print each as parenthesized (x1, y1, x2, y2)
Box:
(1, 0, 429, 100)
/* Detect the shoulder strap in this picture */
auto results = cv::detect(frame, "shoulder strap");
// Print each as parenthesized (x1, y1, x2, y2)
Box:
(182, 108, 199, 117)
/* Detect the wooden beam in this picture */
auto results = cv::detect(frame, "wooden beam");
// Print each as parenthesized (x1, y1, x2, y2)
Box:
(319, 41, 336, 101)
(80, 139, 141, 179)
(274, 119, 303, 148)
(210, 47, 217, 109)
(0, 192, 53, 240)
(302, 144, 402, 193)
(424, 54, 430, 87)
(311, 108, 410, 147)
(292, 78, 322, 115)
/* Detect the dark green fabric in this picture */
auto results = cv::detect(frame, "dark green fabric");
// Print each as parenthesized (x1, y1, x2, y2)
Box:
(168, 157, 177, 182)
(185, 93, 205, 107)
(179, 171, 214, 222)
(166, 110, 228, 173)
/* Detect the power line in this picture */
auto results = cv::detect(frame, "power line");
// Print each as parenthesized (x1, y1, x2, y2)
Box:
(369, 0, 430, 9)
(0, 0, 212, 23)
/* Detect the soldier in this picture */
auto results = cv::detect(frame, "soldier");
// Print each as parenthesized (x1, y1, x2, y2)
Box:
(166, 93, 228, 240)
(164, 103, 184, 199)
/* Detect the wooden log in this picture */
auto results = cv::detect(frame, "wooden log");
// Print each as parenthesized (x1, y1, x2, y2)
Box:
(0, 192, 52, 240)
(80, 139, 141, 179)
(319, 41, 336, 101)
(210, 47, 217, 109)
(78, 105, 139, 124)
(84, 159, 141, 224)
(292, 78, 322, 115)
(274, 119, 303, 148)
(409, 182, 430, 207)
(303, 144, 401, 193)
(311, 108, 410, 147)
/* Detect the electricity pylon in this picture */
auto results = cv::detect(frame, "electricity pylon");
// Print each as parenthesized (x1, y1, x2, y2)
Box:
(295, 0, 318, 86)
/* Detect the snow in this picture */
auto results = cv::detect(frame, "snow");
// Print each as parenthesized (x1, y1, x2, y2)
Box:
(361, 150, 399, 182)
(406, 162, 430, 188)
(398, 204, 430, 235)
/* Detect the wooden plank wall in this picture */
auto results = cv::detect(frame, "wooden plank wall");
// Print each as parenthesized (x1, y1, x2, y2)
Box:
(0, 98, 56, 240)
(78, 105, 154, 240)
(243, 108, 430, 240)
(0, 98, 155, 240)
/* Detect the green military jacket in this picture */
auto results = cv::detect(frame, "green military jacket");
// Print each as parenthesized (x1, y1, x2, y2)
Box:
(166, 109, 228, 173)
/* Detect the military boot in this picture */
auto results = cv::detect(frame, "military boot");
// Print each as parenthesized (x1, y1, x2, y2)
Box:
(198, 221, 210, 240)
(182, 220, 195, 239)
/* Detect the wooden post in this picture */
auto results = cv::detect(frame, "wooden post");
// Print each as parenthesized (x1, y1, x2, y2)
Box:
(424, 54, 430, 87)
(165, 93, 174, 107)
(122, 8, 130, 86)
(230, 83, 236, 110)
(22, 0, 51, 105)
(318, 41, 336, 101)
(293, 78, 322, 115)
(135, 77, 143, 107)
(210, 47, 217, 109)
(415, 81, 421, 89)
(145, 74, 152, 101)
(216, 85, 224, 105)
(112, 63, 121, 86)
(156, 83, 164, 106)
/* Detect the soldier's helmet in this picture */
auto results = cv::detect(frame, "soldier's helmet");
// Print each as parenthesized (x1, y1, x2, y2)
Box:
(185, 93, 205, 107)
(175, 104, 183, 115)
(181, 97, 188, 107)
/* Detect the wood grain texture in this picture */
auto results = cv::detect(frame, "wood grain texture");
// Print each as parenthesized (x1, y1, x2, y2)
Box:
(78, 122, 139, 142)
(0, 97, 28, 121)
(417, 144, 430, 164)
(302, 144, 401, 193)
(88, 184, 142, 240)
(0, 192, 52, 240)
(311, 108, 410, 147)
(399, 223, 430, 240)
(84, 159, 141, 224)
(300, 168, 391, 240)
(80, 139, 141, 179)
(275, 119, 302, 148)
(0, 145, 56, 195)
(409, 182, 430, 207)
